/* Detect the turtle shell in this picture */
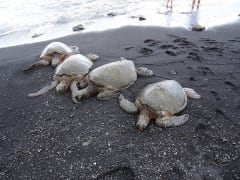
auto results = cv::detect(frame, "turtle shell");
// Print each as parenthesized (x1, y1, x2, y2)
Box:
(89, 60, 137, 90)
(40, 42, 73, 56)
(138, 80, 187, 114)
(55, 54, 93, 76)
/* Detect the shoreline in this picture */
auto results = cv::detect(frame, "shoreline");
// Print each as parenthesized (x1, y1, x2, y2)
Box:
(0, 23, 240, 179)
(0, 20, 239, 51)
(0, 10, 239, 49)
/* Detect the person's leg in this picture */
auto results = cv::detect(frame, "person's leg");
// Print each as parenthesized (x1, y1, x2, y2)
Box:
(197, 0, 201, 9)
(192, 0, 196, 9)
(167, 0, 170, 8)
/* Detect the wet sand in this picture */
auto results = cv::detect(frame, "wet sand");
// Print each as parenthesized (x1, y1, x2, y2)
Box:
(0, 23, 240, 179)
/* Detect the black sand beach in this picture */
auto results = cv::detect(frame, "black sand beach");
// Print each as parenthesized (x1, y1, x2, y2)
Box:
(0, 23, 240, 179)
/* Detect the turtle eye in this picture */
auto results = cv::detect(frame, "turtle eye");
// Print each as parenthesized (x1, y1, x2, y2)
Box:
(76, 82, 81, 89)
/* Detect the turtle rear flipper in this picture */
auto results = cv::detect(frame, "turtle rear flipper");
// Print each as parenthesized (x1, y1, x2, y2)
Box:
(136, 67, 153, 76)
(118, 94, 138, 113)
(86, 53, 99, 61)
(69, 46, 79, 54)
(28, 80, 58, 97)
(183, 88, 201, 99)
(156, 114, 189, 128)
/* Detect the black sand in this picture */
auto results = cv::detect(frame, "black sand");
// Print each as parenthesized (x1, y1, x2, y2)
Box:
(0, 23, 240, 179)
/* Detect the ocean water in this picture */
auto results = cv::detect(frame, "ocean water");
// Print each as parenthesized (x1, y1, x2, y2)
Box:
(0, 0, 239, 48)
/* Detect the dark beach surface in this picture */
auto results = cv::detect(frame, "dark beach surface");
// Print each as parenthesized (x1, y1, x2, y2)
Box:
(0, 23, 240, 179)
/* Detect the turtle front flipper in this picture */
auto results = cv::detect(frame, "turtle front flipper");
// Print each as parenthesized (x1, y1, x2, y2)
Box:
(183, 88, 201, 99)
(23, 60, 50, 71)
(71, 88, 89, 103)
(155, 114, 189, 128)
(118, 94, 138, 113)
(137, 108, 151, 130)
(70, 82, 97, 103)
(28, 80, 58, 97)
(136, 67, 153, 76)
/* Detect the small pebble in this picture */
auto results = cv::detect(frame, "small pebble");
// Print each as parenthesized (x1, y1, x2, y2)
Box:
(170, 70, 177, 75)
(139, 16, 146, 21)
(72, 24, 84, 31)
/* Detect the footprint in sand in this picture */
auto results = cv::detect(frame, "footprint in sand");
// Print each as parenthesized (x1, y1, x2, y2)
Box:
(225, 81, 238, 90)
(173, 38, 194, 47)
(202, 46, 222, 53)
(139, 47, 153, 55)
(144, 39, 161, 47)
(197, 66, 215, 76)
(189, 76, 197, 82)
(144, 39, 161, 43)
(187, 52, 202, 62)
(215, 108, 230, 120)
(195, 123, 208, 132)
(210, 91, 221, 101)
(160, 44, 175, 49)
(124, 46, 135, 50)
(200, 38, 219, 44)
(165, 50, 177, 56)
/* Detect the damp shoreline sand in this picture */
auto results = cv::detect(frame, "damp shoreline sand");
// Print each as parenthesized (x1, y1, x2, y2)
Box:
(0, 23, 240, 179)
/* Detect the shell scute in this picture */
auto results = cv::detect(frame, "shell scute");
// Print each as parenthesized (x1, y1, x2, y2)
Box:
(55, 54, 93, 76)
(89, 60, 137, 90)
(138, 80, 187, 114)
(40, 42, 73, 56)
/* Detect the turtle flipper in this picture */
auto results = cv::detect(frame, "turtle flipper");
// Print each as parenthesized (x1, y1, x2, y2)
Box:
(136, 108, 151, 130)
(71, 87, 89, 103)
(71, 82, 97, 103)
(28, 80, 58, 97)
(69, 46, 79, 54)
(23, 60, 50, 71)
(136, 67, 153, 76)
(118, 94, 138, 113)
(183, 88, 201, 99)
(86, 53, 99, 61)
(156, 114, 189, 127)
(97, 90, 117, 100)
(70, 81, 86, 103)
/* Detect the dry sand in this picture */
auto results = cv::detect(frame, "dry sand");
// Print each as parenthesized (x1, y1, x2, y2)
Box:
(0, 23, 240, 179)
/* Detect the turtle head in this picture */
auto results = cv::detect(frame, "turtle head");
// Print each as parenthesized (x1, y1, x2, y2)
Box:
(56, 81, 70, 93)
(72, 95, 82, 103)
(51, 56, 61, 67)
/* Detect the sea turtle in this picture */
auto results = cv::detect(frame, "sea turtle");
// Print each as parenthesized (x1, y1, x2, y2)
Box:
(71, 58, 153, 103)
(118, 80, 201, 130)
(28, 54, 93, 97)
(24, 42, 80, 71)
